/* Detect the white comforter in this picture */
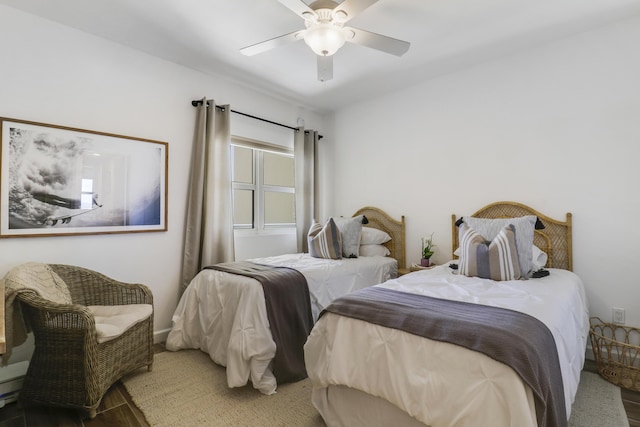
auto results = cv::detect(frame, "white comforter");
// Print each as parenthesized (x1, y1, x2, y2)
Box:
(166, 253, 397, 394)
(304, 263, 590, 427)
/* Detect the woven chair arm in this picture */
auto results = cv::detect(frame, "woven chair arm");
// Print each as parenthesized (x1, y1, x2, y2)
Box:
(17, 291, 96, 331)
(50, 264, 154, 306)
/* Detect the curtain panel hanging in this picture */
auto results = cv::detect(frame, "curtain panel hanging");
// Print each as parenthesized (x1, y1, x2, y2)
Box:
(180, 98, 235, 295)
(295, 129, 319, 253)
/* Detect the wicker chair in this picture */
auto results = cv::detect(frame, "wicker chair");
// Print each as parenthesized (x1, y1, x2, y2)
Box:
(12, 263, 154, 418)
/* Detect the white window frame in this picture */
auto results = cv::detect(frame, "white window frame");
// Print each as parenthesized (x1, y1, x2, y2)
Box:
(231, 136, 296, 235)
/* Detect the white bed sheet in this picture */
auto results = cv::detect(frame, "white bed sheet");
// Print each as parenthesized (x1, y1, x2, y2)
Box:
(165, 253, 397, 394)
(304, 263, 590, 427)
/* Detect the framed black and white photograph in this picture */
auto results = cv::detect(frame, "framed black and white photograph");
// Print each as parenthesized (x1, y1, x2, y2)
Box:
(0, 117, 168, 237)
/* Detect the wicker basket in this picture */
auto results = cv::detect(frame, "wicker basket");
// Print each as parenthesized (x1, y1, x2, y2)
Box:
(589, 317, 640, 391)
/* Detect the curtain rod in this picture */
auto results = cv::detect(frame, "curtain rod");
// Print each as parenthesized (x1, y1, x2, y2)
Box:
(191, 99, 322, 139)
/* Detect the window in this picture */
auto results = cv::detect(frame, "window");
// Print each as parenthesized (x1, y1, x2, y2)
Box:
(80, 179, 94, 209)
(231, 137, 295, 231)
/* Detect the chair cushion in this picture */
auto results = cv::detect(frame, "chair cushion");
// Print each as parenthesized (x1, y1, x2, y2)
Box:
(88, 304, 153, 343)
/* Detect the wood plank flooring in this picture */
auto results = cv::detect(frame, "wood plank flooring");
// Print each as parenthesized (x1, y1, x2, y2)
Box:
(1, 350, 639, 426)
(0, 345, 163, 427)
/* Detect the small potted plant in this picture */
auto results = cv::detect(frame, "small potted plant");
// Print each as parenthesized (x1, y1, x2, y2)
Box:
(421, 234, 436, 267)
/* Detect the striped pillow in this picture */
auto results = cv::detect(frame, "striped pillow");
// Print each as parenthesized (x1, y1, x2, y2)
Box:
(463, 215, 536, 276)
(458, 223, 521, 281)
(308, 218, 342, 260)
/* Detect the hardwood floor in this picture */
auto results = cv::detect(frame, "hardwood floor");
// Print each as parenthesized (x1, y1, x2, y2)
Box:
(623, 387, 640, 427)
(1, 352, 639, 426)
(0, 381, 149, 427)
(0, 345, 165, 427)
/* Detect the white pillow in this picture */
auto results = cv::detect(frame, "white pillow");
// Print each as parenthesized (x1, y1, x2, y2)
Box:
(359, 244, 391, 257)
(360, 227, 391, 245)
(531, 245, 548, 271)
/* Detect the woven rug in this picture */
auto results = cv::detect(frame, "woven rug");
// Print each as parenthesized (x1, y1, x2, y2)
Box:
(122, 349, 628, 427)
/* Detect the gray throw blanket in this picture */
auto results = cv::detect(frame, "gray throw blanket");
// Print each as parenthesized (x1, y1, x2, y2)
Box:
(205, 261, 313, 383)
(322, 286, 566, 427)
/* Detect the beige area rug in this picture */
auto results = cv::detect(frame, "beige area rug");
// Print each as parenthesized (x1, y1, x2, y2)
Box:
(569, 369, 629, 427)
(122, 349, 324, 426)
(122, 349, 628, 427)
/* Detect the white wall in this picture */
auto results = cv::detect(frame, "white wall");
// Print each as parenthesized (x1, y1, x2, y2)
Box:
(0, 5, 327, 363)
(329, 14, 640, 327)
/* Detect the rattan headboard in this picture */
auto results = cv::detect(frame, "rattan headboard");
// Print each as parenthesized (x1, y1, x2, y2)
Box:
(353, 206, 406, 270)
(451, 201, 573, 271)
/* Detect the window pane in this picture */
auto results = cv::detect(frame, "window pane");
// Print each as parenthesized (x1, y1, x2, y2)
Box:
(263, 152, 294, 187)
(81, 178, 93, 192)
(233, 189, 254, 227)
(264, 192, 295, 225)
(80, 193, 94, 210)
(233, 146, 253, 184)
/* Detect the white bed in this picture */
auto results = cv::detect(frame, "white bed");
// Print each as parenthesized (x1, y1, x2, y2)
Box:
(303, 202, 590, 427)
(166, 206, 405, 395)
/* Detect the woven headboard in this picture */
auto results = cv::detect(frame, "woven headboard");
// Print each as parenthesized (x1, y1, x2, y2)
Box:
(353, 206, 406, 270)
(451, 201, 572, 271)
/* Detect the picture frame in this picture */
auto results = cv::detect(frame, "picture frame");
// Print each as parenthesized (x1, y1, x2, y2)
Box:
(0, 117, 168, 237)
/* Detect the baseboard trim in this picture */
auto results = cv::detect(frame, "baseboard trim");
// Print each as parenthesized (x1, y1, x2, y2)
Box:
(154, 328, 171, 344)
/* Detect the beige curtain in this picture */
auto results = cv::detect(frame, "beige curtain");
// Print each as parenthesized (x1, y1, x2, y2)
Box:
(295, 128, 319, 253)
(180, 98, 235, 295)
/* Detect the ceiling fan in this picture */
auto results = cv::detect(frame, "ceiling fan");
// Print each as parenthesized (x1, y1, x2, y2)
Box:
(240, 0, 411, 82)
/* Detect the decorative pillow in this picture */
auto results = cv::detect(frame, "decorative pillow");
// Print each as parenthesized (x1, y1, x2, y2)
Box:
(463, 215, 536, 276)
(360, 227, 392, 245)
(358, 244, 391, 257)
(308, 218, 342, 260)
(331, 215, 365, 258)
(456, 216, 545, 230)
(458, 223, 521, 281)
(455, 244, 546, 272)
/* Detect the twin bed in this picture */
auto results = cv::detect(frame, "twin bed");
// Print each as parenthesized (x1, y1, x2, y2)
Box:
(167, 201, 589, 427)
(166, 206, 405, 394)
(304, 202, 589, 427)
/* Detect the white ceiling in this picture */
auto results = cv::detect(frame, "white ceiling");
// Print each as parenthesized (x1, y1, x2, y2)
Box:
(2, 0, 640, 112)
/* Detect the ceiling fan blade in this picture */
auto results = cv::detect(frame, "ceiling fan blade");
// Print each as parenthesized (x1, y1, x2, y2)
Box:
(278, 0, 317, 20)
(344, 26, 410, 56)
(317, 55, 333, 82)
(333, 0, 379, 23)
(240, 30, 306, 56)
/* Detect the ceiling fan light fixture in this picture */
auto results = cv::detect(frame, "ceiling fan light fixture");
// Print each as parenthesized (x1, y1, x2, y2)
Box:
(303, 22, 345, 56)
(242, 0, 410, 81)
